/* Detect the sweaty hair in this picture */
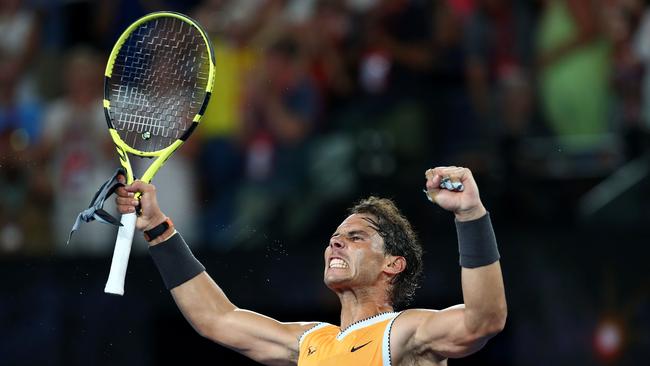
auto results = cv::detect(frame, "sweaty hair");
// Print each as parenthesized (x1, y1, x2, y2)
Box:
(349, 197, 423, 309)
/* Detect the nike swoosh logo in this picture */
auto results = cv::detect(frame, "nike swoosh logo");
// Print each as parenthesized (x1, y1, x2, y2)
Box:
(350, 340, 372, 352)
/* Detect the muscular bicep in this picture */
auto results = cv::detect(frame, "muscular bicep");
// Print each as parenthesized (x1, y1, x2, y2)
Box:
(393, 307, 491, 361)
(170, 272, 315, 366)
(213, 309, 316, 365)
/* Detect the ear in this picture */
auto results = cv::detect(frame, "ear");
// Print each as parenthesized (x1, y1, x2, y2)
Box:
(383, 256, 406, 276)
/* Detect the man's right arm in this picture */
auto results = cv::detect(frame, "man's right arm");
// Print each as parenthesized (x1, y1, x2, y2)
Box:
(170, 269, 314, 365)
(116, 179, 315, 366)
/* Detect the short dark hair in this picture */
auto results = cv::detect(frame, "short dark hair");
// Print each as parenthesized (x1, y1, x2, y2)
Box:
(349, 197, 423, 309)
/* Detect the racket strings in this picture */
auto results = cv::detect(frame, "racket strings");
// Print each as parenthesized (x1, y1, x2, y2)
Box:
(109, 16, 210, 152)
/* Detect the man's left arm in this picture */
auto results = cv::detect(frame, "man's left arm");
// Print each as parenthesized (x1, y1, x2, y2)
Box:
(392, 167, 507, 362)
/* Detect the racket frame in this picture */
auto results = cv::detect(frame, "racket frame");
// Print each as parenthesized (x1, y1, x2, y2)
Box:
(102, 11, 215, 295)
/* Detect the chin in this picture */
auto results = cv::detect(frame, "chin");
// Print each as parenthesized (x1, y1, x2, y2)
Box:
(324, 274, 352, 290)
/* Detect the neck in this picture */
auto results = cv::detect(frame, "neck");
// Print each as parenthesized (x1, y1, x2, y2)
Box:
(337, 288, 394, 330)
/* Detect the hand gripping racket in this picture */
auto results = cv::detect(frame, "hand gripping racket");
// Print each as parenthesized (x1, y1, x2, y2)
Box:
(103, 12, 215, 295)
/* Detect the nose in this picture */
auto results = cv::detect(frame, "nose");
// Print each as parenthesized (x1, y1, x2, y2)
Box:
(329, 237, 345, 249)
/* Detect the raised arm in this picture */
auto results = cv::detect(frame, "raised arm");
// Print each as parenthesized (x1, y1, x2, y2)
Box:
(115, 178, 315, 366)
(392, 167, 507, 363)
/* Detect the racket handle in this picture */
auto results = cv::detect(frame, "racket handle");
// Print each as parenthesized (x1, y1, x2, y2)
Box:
(104, 212, 137, 295)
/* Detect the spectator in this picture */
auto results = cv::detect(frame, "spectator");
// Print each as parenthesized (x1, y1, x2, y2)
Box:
(190, 0, 263, 247)
(537, 0, 611, 150)
(608, 0, 646, 160)
(0, 0, 41, 104)
(38, 47, 113, 255)
(462, 0, 536, 164)
(232, 34, 320, 246)
(0, 51, 45, 254)
(300, 0, 354, 120)
(0, 0, 45, 254)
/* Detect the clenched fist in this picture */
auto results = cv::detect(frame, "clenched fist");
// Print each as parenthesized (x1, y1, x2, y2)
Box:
(424, 166, 486, 222)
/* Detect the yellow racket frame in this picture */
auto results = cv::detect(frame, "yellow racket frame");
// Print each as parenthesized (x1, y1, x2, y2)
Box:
(103, 11, 216, 185)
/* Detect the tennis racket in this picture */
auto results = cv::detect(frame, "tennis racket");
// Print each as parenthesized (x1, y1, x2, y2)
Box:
(103, 11, 215, 295)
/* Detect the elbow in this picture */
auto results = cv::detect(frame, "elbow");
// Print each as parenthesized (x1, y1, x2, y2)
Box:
(482, 305, 508, 337)
(193, 317, 219, 340)
(191, 311, 233, 341)
(489, 307, 507, 335)
(195, 310, 246, 350)
(469, 304, 507, 339)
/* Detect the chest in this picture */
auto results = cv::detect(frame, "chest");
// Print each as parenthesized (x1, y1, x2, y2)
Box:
(300, 328, 385, 366)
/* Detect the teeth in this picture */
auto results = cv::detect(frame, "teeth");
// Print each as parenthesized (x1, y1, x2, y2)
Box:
(329, 258, 348, 269)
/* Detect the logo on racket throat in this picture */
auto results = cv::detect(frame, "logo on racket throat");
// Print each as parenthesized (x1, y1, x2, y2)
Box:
(142, 131, 151, 140)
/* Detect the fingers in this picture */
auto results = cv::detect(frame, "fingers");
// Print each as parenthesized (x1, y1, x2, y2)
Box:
(425, 166, 470, 186)
(115, 179, 156, 214)
(424, 166, 472, 202)
(116, 195, 139, 206)
(116, 185, 133, 198)
(429, 166, 470, 181)
(116, 197, 137, 214)
(116, 174, 154, 194)
(116, 174, 134, 214)
(424, 168, 442, 191)
(116, 174, 133, 198)
(439, 167, 466, 192)
(117, 203, 137, 214)
(424, 168, 444, 203)
(127, 180, 155, 194)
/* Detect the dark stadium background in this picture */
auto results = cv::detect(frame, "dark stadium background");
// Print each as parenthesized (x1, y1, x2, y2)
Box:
(1, 0, 648, 365)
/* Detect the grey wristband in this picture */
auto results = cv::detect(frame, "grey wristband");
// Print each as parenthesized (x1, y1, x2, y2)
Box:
(456, 212, 500, 268)
(149, 233, 205, 290)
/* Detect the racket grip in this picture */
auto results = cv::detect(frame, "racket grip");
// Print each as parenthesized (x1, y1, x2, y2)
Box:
(104, 212, 137, 295)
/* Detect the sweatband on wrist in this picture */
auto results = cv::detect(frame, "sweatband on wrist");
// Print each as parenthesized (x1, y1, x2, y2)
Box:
(455, 212, 500, 268)
(149, 233, 205, 290)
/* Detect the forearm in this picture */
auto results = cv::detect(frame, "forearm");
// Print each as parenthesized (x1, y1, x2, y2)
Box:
(149, 233, 237, 338)
(456, 214, 506, 335)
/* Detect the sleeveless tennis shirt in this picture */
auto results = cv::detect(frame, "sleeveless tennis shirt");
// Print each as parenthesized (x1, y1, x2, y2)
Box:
(298, 312, 401, 366)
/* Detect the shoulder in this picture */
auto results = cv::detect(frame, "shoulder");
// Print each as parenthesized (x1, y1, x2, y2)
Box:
(390, 309, 436, 340)
(298, 322, 336, 345)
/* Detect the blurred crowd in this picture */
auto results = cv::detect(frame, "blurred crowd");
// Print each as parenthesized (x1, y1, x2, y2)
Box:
(1, 0, 650, 256)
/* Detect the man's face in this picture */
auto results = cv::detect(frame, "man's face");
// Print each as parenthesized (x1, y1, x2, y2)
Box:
(324, 214, 389, 291)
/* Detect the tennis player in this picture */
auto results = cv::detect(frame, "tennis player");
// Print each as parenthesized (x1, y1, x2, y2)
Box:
(115, 166, 506, 365)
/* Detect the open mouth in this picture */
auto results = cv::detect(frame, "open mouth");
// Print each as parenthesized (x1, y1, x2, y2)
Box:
(329, 258, 349, 269)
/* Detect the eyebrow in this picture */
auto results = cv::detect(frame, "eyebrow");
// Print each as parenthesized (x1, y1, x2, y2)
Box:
(331, 229, 370, 238)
